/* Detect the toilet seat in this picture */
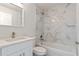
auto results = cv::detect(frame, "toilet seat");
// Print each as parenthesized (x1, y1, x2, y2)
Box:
(33, 46, 47, 56)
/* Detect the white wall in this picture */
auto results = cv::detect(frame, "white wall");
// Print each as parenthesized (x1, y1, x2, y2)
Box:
(77, 4, 79, 42)
(23, 3, 36, 37)
(0, 3, 36, 39)
(76, 3, 79, 55)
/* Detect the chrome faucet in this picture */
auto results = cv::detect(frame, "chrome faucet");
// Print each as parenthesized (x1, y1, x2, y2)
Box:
(40, 34, 44, 45)
(40, 35, 44, 41)
(11, 32, 16, 39)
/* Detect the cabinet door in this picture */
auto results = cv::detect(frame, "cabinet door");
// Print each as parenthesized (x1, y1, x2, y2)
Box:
(7, 48, 32, 56)
(6, 44, 33, 56)
(7, 49, 24, 56)
(2, 39, 34, 56)
(7, 52, 18, 56)
(24, 47, 33, 56)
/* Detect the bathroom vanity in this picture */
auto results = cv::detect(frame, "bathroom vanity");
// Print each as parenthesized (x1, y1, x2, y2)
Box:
(0, 37, 35, 56)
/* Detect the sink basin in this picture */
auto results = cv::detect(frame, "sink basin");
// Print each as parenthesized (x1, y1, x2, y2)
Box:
(5, 36, 34, 42)
(5, 37, 27, 42)
(0, 36, 35, 47)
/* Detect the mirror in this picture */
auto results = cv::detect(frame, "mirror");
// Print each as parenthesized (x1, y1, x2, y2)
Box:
(0, 3, 24, 27)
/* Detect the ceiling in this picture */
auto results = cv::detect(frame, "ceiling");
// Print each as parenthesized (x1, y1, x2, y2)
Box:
(35, 3, 71, 9)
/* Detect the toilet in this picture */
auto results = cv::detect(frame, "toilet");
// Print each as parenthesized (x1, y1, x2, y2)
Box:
(33, 46, 47, 56)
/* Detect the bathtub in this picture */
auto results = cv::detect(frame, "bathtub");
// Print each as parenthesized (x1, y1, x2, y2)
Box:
(38, 42, 76, 56)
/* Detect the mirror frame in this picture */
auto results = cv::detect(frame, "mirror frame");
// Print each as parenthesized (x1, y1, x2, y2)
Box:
(0, 3, 24, 27)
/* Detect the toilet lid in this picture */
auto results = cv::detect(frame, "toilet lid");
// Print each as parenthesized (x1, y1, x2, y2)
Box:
(33, 47, 47, 53)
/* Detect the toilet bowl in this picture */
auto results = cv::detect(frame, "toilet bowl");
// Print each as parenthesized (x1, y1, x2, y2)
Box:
(33, 46, 47, 56)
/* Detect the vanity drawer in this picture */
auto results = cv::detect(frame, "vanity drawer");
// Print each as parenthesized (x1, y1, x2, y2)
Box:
(2, 40, 33, 55)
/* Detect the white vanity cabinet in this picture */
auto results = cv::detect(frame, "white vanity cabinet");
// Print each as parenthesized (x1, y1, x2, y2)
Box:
(0, 39, 33, 56)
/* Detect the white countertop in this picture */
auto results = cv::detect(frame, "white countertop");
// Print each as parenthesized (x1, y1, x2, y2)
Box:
(0, 36, 35, 48)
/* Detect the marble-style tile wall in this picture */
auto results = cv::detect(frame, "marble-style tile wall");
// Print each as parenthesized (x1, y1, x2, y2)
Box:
(36, 7, 44, 44)
(36, 3, 76, 46)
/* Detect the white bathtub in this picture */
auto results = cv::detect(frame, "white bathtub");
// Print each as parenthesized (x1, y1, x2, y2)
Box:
(39, 42, 76, 56)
